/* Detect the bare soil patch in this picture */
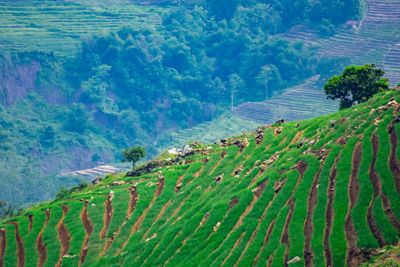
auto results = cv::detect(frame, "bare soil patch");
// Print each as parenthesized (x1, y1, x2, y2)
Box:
(253, 218, 276, 267)
(304, 165, 324, 267)
(55, 205, 71, 267)
(367, 200, 385, 247)
(117, 176, 165, 255)
(8, 221, 24, 267)
(221, 232, 245, 266)
(369, 133, 382, 197)
(28, 215, 33, 233)
(100, 194, 113, 239)
(36, 209, 50, 267)
(324, 155, 340, 267)
(388, 125, 400, 194)
(282, 199, 295, 267)
(0, 228, 6, 267)
(79, 201, 93, 266)
(345, 141, 362, 267)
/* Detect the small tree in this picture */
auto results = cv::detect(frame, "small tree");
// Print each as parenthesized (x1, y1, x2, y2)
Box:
(122, 146, 146, 169)
(324, 63, 389, 109)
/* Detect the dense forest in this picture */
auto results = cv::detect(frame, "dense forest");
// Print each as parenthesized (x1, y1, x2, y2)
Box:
(0, 0, 360, 206)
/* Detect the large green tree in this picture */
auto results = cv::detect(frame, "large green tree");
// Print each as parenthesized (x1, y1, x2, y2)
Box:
(324, 63, 389, 109)
(122, 146, 146, 169)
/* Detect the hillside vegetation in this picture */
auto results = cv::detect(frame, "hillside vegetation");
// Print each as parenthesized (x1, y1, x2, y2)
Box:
(1, 90, 400, 266)
(0, 0, 364, 206)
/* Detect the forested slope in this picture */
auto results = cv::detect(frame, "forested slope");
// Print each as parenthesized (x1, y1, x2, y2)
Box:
(0, 0, 363, 206)
(1, 90, 400, 266)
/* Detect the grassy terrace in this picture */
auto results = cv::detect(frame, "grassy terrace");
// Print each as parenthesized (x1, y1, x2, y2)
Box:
(1, 90, 400, 266)
(0, 0, 162, 57)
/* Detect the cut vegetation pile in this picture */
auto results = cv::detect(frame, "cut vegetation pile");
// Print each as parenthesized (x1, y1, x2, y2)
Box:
(2, 90, 400, 266)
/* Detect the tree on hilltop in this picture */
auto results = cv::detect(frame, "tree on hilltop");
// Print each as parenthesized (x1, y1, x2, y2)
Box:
(122, 146, 146, 169)
(324, 63, 389, 109)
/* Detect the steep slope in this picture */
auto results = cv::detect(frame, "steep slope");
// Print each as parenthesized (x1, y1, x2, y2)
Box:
(235, 0, 400, 124)
(2, 90, 400, 266)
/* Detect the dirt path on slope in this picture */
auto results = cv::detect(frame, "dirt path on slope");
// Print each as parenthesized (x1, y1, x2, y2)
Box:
(79, 201, 93, 266)
(388, 125, 400, 194)
(36, 209, 50, 267)
(370, 133, 382, 197)
(166, 212, 209, 265)
(221, 232, 245, 266)
(100, 186, 139, 256)
(304, 165, 324, 267)
(100, 194, 113, 239)
(232, 179, 268, 232)
(8, 221, 25, 267)
(236, 179, 287, 267)
(253, 218, 276, 267)
(345, 141, 362, 267)
(55, 205, 71, 267)
(175, 175, 184, 193)
(381, 195, 400, 233)
(28, 215, 33, 233)
(116, 176, 165, 255)
(142, 199, 171, 241)
(282, 199, 295, 267)
(324, 155, 340, 267)
(367, 200, 385, 247)
(209, 151, 226, 175)
(368, 132, 386, 247)
(0, 228, 6, 267)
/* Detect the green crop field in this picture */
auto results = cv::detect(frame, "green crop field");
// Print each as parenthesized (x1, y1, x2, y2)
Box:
(1, 90, 400, 266)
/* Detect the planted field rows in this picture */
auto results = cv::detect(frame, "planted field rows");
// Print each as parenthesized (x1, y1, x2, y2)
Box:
(1, 91, 400, 266)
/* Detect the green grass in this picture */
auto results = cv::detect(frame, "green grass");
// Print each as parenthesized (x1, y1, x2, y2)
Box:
(2, 91, 400, 266)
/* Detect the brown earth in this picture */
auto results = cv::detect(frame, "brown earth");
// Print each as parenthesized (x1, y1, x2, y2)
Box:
(221, 232, 245, 266)
(0, 228, 6, 267)
(209, 151, 226, 175)
(142, 199, 171, 241)
(28, 215, 33, 233)
(282, 199, 295, 267)
(228, 197, 239, 210)
(367, 200, 385, 247)
(175, 175, 184, 193)
(388, 125, 400, 194)
(116, 177, 165, 255)
(381, 195, 400, 233)
(324, 155, 340, 267)
(101, 187, 138, 257)
(304, 165, 324, 267)
(8, 221, 24, 267)
(36, 209, 50, 267)
(369, 133, 382, 197)
(253, 218, 276, 267)
(345, 141, 362, 267)
(55, 205, 71, 267)
(236, 179, 285, 267)
(100, 194, 113, 239)
(79, 201, 93, 266)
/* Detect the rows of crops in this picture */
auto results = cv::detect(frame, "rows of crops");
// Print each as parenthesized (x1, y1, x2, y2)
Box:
(1, 90, 400, 266)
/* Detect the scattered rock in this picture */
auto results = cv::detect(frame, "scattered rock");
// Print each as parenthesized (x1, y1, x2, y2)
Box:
(214, 174, 224, 184)
(109, 181, 125, 187)
(221, 138, 228, 144)
(329, 120, 336, 128)
(232, 166, 244, 177)
(213, 222, 221, 232)
(145, 233, 157, 242)
(274, 179, 285, 193)
(275, 118, 285, 124)
(275, 126, 283, 135)
(297, 140, 304, 149)
(295, 123, 300, 128)
(255, 127, 264, 144)
(287, 256, 301, 264)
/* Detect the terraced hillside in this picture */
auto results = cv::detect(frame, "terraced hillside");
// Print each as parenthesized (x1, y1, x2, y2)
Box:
(2, 90, 400, 266)
(0, 0, 161, 57)
(235, 0, 400, 123)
